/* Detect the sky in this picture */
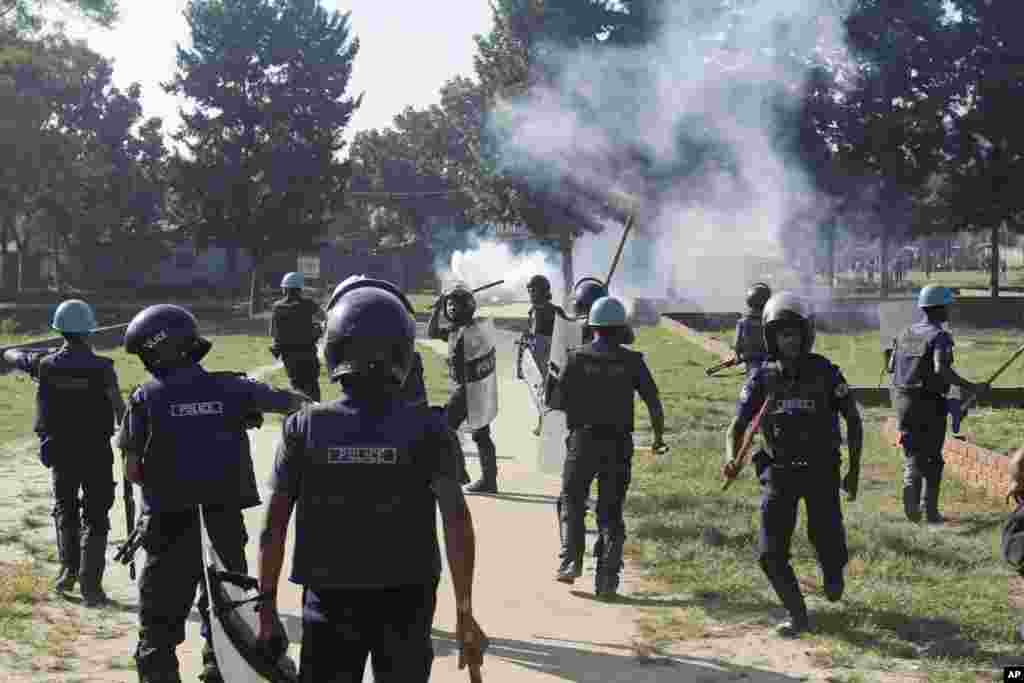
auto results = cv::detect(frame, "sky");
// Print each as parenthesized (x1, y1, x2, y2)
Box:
(57, 0, 494, 151)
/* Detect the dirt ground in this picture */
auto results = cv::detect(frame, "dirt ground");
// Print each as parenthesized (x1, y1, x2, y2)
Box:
(0, 331, 929, 682)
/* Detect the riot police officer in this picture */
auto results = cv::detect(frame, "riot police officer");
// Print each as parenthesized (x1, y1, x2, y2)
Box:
(270, 271, 326, 402)
(256, 279, 488, 682)
(2, 299, 125, 605)
(572, 277, 635, 345)
(117, 304, 312, 683)
(428, 284, 499, 493)
(723, 292, 862, 637)
(735, 282, 771, 373)
(525, 274, 566, 374)
(551, 296, 666, 598)
(889, 285, 986, 524)
(329, 274, 428, 408)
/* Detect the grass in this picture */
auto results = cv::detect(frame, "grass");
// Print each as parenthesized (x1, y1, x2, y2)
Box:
(701, 323, 1024, 454)
(626, 325, 1018, 679)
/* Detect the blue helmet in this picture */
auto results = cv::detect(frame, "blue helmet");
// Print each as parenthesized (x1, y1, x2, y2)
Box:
(324, 282, 416, 386)
(918, 284, 953, 309)
(280, 272, 304, 289)
(124, 304, 211, 368)
(588, 296, 627, 327)
(51, 299, 97, 334)
(572, 277, 608, 318)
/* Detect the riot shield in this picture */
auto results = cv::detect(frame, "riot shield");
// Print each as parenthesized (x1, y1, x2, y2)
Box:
(199, 507, 298, 683)
(878, 300, 920, 352)
(538, 315, 585, 475)
(517, 336, 546, 416)
(460, 319, 498, 430)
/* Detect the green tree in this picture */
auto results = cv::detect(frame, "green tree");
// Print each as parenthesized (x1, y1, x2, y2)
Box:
(0, 0, 118, 34)
(164, 0, 360, 315)
(940, 0, 1024, 298)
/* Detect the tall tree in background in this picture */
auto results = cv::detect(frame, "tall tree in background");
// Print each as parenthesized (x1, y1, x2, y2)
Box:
(940, 0, 1024, 298)
(0, 30, 166, 291)
(165, 0, 359, 315)
(0, 0, 118, 34)
(823, 0, 960, 297)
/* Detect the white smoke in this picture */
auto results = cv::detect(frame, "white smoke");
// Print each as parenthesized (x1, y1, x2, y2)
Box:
(440, 237, 565, 305)
(490, 0, 855, 312)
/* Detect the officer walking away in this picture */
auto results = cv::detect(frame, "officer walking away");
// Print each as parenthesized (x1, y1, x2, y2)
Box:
(550, 296, 666, 598)
(256, 279, 488, 682)
(270, 271, 326, 402)
(328, 274, 428, 408)
(735, 282, 772, 373)
(428, 284, 499, 493)
(572, 277, 635, 345)
(118, 304, 312, 683)
(888, 284, 987, 524)
(2, 299, 125, 605)
(723, 292, 862, 637)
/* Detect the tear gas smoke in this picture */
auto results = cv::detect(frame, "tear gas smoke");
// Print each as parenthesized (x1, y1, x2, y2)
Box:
(439, 236, 565, 305)
(487, 0, 856, 313)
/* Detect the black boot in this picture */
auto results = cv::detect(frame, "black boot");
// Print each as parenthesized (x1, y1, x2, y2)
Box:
(465, 432, 497, 494)
(555, 516, 583, 583)
(79, 533, 109, 607)
(819, 564, 845, 602)
(594, 532, 624, 600)
(902, 480, 921, 523)
(53, 518, 80, 594)
(760, 555, 810, 637)
(923, 465, 944, 524)
(138, 672, 183, 683)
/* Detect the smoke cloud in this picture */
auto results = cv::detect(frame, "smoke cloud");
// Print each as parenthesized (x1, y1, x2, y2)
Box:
(484, 0, 854, 312)
(438, 235, 565, 304)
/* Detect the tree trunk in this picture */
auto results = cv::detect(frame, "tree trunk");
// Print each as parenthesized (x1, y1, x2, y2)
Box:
(991, 222, 1001, 299)
(879, 232, 890, 299)
(924, 244, 932, 278)
(248, 250, 264, 318)
(560, 231, 574, 310)
(17, 248, 23, 293)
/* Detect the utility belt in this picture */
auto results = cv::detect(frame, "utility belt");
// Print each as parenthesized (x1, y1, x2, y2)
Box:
(755, 448, 818, 470)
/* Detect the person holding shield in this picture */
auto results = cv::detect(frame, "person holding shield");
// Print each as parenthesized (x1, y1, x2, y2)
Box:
(428, 284, 500, 494)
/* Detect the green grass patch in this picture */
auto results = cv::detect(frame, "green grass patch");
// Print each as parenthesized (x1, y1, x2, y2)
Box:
(0, 560, 50, 643)
(627, 326, 1017, 678)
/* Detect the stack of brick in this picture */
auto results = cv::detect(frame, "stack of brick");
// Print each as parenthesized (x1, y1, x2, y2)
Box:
(659, 316, 1011, 501)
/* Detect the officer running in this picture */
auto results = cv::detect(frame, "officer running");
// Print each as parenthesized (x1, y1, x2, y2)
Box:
(518, 275, 567, 434)
(270, 271, 326, 402)
(428, 284, 499, 493)
(723, 292, 862, 637)
(888, 284, 986, 524)
(735, 282, 772, 373)
(551, 296, 666, 598)
(256, 279, 488, 682)
(117, 304, 312, 683)
(2, 299, 126, 606)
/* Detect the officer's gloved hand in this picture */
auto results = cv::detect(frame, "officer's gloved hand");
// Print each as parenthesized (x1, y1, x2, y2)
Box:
(456, 610, 489, 671)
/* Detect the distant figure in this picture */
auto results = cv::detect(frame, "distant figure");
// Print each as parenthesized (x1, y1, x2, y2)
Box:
(270, 271, 326, 402)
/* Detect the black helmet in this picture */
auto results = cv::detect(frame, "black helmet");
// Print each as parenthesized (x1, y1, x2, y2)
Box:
(327, 276, 415, 315)
(443, 284, 477, 324)
(572, 277, 608, 318)
(762, 292, 815, 356)
(746, 282, 772, 310)
(124, 304, 211, 369)
(324, 282, 416, 387)
(527, 274, 552, 301)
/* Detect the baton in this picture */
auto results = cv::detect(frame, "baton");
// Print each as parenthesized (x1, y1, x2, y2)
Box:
(722, 399, 771, 491)
(606, 212, 635, 289)
(471, 280, 505, 295)
(961, 342, 1024, 416)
